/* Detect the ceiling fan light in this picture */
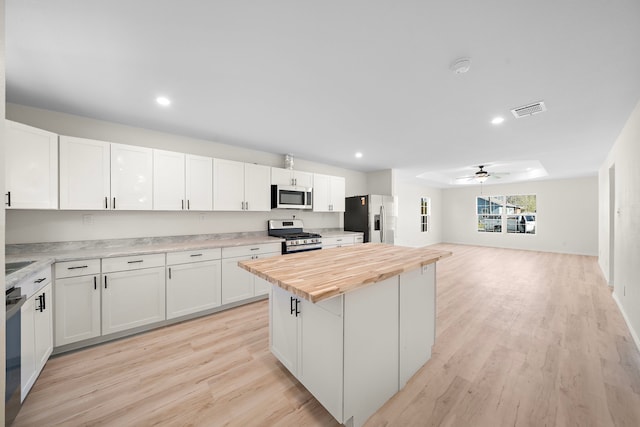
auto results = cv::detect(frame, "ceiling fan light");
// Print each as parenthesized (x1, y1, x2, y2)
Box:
(475, 175, 489, 183)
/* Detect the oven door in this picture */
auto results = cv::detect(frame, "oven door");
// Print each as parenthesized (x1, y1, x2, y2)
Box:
(272, 185, 313, 210)
(6, 288, 25, 426)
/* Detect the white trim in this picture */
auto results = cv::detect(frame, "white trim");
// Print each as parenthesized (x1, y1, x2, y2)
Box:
(612, 291, 640, 352)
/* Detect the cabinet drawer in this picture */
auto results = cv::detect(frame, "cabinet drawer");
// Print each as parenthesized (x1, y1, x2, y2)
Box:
(55, 259, 101, 279)
(222, 243, 282, 258)
(354, 235, 364, 244)
(322, 236, 355, 247)
(166, 248, 222, 265)
(21, 266, 53, 299)
(102, 253, 165, 273)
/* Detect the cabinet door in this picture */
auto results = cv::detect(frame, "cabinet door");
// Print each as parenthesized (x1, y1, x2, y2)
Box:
(21, 296, 36, 401)
(221, 255, 255, 304)
(299, 296, 344, 422)
(111, 143, 153, 210)
(5, 120, 58, 209)
(213, 158, 245, 211)
(244, 163, 271, 211)
(102, 267, 166, 335)
(167, 260, 222, 319)
(330, 176, 346, 212)
(271, 167, 293, 186)
(153, 149, 185, 210)
(399, 265, 436, 387)
(253, 252, 280, 296)
(312, 173, 331, 212)
(54, 275, 101, 346)
(59, 136, 111, 210)
(34, 284, 53, 370)
(270, 285, 299, 375)
(185, 154, 213, 210)
(293, 171, 314, 188)
(344, 277, 399, 426)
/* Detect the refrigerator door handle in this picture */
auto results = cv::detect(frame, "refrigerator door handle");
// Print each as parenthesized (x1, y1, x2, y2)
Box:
(380, 205, 385, 243)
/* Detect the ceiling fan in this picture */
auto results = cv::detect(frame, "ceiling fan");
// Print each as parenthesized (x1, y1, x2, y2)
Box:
(456, 165, 510, 183)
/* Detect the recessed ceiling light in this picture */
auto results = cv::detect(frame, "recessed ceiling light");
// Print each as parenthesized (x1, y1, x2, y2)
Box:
(491, 116, 505, 125)
(355, 152, 363, 158)
(156, 96, 171, 106)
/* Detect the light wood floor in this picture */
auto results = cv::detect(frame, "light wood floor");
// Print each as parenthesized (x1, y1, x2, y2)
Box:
(14, 244, 640, 426)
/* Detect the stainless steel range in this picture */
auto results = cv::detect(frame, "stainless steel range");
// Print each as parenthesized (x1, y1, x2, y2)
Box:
(268, 219, 322, 254)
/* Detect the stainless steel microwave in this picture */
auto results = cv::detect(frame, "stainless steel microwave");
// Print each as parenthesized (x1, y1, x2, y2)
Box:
(271, 185, 313, 209)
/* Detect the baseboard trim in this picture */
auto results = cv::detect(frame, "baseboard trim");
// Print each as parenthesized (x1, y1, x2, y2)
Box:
(612, 291, 640, 352)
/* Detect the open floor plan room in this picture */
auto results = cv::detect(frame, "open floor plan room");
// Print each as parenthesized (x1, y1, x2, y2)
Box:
(13, 244, 640, 427)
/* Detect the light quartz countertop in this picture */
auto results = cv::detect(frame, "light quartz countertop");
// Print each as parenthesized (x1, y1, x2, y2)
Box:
(4, 228, 362, 290)
(5, 232, 284, 289)
(239, 243, 452, 303)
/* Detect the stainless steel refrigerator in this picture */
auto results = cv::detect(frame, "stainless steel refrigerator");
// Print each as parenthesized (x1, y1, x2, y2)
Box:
(344, 195, 396, 243)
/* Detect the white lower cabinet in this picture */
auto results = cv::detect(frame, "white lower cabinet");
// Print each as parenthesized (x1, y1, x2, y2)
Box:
(270, 265, 436, 427)
(166, 249, 222, 319)
(102, 266, 166, 335)
(322, 235, 355, 249)
(54, 274, 101, 346)
(221, 244, 281, 305)
(21, 282, 53, 401)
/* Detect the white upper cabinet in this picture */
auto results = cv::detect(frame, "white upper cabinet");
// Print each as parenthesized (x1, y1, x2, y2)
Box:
(330, 176, 346, 212)
(271, 167, 313, 188)
(213, 159, 271, 211)
(213, 158, 245, 211)
(5, 120, 58, 209)
(313, 173, 345, 212)
(185, 154, 213, 211)
(153, 149, 185, 211)
(59, 136, 110, 210)
(244, 163, 271, 211)
(110, 143, 153, 210)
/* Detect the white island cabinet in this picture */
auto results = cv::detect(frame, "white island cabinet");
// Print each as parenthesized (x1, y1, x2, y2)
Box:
(240, 244, 448, 427)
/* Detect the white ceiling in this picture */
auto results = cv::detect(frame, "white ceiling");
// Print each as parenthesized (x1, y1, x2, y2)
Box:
(6, 1, 640, 187)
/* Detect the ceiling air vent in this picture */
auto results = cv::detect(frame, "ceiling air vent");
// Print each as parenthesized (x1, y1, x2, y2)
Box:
(511, 101, 546, 118)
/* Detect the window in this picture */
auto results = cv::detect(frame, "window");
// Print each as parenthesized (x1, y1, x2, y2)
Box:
(420, 197, 430, 232)
(476, 195, 536, 234)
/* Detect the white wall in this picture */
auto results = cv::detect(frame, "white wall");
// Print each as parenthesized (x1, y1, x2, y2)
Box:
(394, 179, 443, 248)
(442, 177, 598, 256)
(599, 99, 640, 348)
(5, 104, 368, 243)
(366, 169, 394, 195)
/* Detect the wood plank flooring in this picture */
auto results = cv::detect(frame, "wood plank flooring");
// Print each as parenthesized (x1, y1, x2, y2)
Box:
(14, 244, 640, 426)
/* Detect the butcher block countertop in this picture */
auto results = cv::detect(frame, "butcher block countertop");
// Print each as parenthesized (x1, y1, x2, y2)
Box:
(238, 243, 452, 303)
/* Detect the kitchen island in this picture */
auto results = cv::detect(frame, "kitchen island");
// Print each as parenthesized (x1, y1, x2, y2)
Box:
(239, 243, 451, 427)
